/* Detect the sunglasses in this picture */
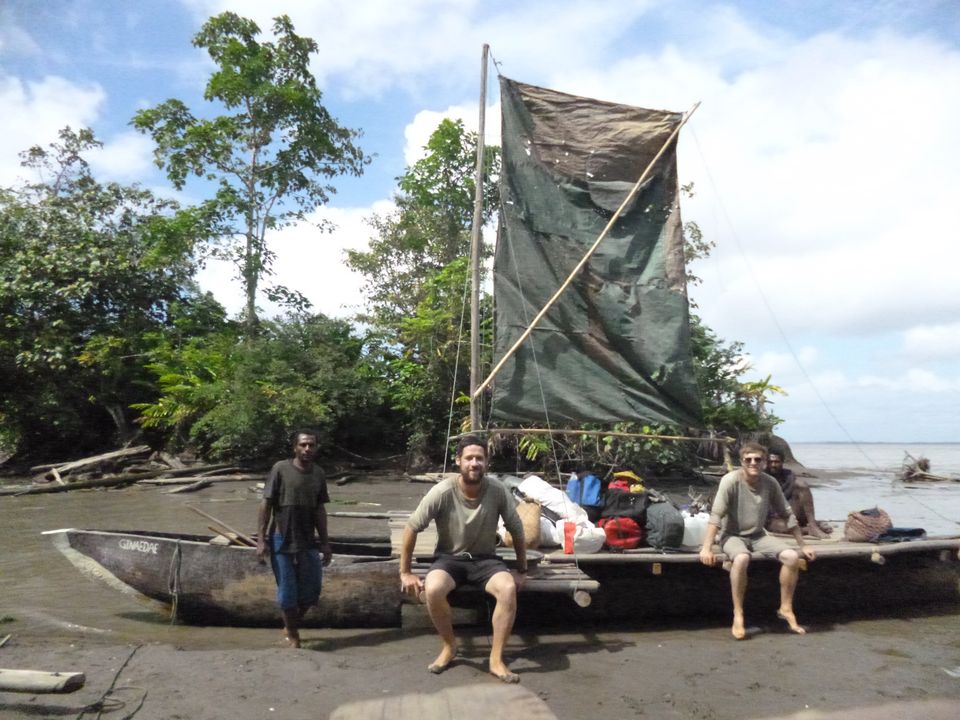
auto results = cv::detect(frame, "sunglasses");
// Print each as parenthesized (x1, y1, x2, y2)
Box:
(742, 457, 764, 465)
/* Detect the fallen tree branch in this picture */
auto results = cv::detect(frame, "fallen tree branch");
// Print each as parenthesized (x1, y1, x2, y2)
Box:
(31, 445, 152, 482)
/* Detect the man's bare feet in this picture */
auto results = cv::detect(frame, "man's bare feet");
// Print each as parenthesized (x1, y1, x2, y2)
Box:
(285, 631, 302, 648)
(805, 524, 830, 539)
(732, 613, 746, 640)
(489, 660, 519, 683)
(776, 609, 807, 635)
(427, 644, 458, 674)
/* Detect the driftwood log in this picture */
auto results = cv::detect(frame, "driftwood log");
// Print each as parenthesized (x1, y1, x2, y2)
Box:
(31, 445, 151, 481)
(1, 474, 143, 497)
(0, 669, 86, 694)
(897, 453, 958, 482)
(141, 473, 262, 486)
(166, 479, 214, 494)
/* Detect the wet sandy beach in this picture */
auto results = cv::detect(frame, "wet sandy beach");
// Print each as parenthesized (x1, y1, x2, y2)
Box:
(2, 609, 959, 719)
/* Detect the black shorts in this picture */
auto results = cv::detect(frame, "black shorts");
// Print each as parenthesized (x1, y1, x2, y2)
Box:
(429, 554, 509, 589)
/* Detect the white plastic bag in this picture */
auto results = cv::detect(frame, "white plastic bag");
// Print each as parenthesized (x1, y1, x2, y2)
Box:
(518, 475, 589, 524)
(549, 519, 605, 553)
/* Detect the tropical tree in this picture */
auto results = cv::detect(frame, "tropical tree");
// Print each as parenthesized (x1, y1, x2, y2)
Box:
(347, 119, 499, 464)
(689, 314, 784, 434)
(0, 128, 210, 457)
(134, 313, 393, 463)
(133, 12, 367, 335)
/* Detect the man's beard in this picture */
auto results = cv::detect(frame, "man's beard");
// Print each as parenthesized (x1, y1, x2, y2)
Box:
(461, 468, 483, 483)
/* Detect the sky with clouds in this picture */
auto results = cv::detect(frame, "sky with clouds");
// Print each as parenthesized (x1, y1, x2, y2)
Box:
(1, 0, 958, 443)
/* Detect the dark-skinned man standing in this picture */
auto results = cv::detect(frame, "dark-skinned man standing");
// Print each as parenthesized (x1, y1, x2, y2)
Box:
(256, 430, 332, 648)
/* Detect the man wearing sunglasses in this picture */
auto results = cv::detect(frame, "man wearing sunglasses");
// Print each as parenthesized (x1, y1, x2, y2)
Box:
(699, 442, 816, 640)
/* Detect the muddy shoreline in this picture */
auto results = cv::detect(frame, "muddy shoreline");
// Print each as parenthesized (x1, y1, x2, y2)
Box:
(2, 608, 959, 719)
(1, 471, 958, 719)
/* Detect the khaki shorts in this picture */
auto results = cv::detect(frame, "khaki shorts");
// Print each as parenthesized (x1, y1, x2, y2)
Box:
(721, 533, 790, 559)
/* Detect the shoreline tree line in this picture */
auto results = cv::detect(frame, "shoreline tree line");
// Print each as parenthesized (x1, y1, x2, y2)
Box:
(0, 13, 782, 473)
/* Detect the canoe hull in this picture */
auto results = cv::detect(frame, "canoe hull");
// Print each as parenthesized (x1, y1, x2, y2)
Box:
(47, 529, 402, 628)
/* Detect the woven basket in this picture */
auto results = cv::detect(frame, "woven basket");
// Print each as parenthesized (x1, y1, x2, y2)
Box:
(843, 507, 892, 542)
(503, 498, 541, 550)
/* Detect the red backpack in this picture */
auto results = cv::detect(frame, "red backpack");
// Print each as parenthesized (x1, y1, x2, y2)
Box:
(599, 516, 644, 550)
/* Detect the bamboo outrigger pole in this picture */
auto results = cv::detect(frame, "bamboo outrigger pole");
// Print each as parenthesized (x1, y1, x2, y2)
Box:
(455, 427, 730, 443)
(469, 44, 489, 431)
(472, 100, 701, 401)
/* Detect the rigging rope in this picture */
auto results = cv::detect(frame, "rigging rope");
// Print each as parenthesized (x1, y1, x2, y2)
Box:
(441, 260, 473, 475)
(167, 540, 182, 624)
(503, 218, 587, 585)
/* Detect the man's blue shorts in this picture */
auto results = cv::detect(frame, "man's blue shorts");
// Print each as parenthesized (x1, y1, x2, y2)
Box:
(269, 533, 322, 610)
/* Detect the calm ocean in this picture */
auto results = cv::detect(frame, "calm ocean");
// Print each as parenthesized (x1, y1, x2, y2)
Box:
(791, 442, 960, 537)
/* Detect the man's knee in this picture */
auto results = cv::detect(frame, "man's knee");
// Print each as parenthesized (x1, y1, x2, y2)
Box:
(779, 548, 800, 567)
(424, 570, 455, 600)
(485, 571, 517, 603)
(730, 552, 751, 570)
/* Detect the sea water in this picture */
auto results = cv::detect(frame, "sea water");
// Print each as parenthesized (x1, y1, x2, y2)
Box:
(791, 442, 960, 537)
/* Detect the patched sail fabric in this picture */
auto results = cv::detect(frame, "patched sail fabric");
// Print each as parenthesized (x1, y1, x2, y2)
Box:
(491, 78, 702, 427)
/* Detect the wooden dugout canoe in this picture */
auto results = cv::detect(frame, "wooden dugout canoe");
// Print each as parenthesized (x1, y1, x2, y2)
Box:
(43, 528, 597, 628)
(44, 528, 402, 628)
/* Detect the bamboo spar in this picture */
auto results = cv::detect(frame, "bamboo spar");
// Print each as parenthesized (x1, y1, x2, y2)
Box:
(472, 101, 701, 401)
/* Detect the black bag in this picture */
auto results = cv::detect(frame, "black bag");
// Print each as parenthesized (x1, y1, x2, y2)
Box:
(645, 496, 684, 550)
(600, 488, 649, 522)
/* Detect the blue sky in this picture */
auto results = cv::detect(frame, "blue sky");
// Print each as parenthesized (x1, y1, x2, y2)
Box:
(2, 1, 958, 443)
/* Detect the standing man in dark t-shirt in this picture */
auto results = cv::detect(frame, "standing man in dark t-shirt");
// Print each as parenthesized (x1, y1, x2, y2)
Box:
(256, 430, 332, 648)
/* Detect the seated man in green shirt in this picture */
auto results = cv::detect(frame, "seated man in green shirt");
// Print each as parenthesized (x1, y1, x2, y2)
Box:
(700, 442, 816, 640)
(399, 434, 527, 683)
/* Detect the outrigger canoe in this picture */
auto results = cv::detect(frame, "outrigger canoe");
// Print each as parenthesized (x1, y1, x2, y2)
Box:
(44, 527, 960, 628)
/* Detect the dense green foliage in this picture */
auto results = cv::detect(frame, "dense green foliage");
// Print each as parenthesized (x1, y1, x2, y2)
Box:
(347, 119, 499, 465)
(133, 12, 367, 335)
(0, 128, 211, 456)
(134, 314, 393, 463)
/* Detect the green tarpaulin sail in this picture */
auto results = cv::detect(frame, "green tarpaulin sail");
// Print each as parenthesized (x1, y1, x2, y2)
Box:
(490, 78, 702, 428)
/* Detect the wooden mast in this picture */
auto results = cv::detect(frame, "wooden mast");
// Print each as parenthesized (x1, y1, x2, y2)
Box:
(469, 44, 489, 431)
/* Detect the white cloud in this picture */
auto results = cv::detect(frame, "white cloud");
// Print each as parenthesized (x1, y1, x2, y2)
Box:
(402, 102, 502, 166)
(751, 346, 819, 382)
(181, 1, 658, 96)
(0, 16, 41, 57)
(403, 106, 473, 166)
(0, 75, 105, 185)
(670, 31, 960, 343)
(87, 131, 156, 183)
(195, 201, 394, 319)
(902, 323, 960, 361)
